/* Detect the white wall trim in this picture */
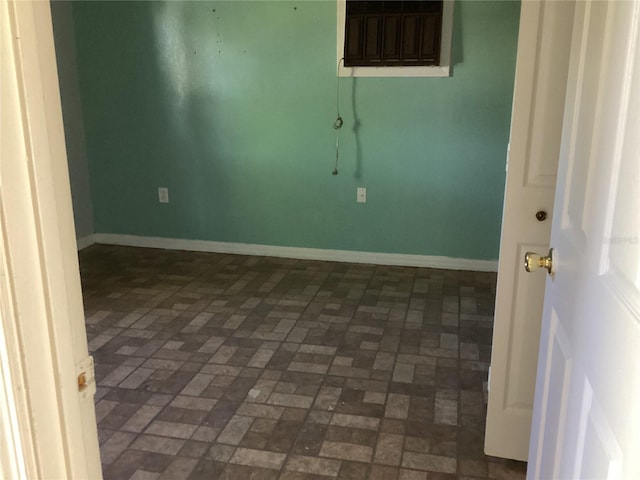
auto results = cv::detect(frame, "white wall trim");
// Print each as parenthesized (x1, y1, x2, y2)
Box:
(93, 234, 498, 272)
(76, 234, 95, 251)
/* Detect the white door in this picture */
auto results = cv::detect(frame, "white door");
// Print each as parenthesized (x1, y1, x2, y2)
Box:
(486, 0, 575, 460)
(528, 0, 640, 478)
(1, 1, 102, 478)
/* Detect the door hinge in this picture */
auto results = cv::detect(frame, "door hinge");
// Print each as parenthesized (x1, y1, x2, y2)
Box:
(76, 355, 96, 399)
(505, 143, 510, 173)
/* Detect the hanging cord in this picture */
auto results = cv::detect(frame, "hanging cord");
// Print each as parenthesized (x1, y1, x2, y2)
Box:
(332, 58, 344, 175)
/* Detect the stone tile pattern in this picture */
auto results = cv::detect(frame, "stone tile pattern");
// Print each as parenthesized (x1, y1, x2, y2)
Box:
(80, 245, 527, 480)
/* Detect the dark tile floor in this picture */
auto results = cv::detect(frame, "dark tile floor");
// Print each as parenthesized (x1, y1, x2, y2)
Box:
(79, 245, 527, 480)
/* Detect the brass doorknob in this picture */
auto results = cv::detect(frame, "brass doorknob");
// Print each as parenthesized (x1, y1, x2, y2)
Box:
(524, 249, 554, 274)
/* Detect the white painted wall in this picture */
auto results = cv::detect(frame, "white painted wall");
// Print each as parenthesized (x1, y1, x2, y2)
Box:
(50, 1, 94, 244)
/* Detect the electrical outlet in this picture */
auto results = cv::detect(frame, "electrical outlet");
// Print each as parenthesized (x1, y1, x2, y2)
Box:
(357, 187, 366, 203)
(158, 187, 169, 203)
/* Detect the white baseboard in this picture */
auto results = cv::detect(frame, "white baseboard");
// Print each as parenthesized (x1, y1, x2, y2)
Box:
(93, 233, 498, 272)
(76, 234, 96, 251)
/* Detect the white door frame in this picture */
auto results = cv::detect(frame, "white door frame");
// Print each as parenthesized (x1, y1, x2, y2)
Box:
(1, 1, 101, 478)
(527, 0, 640, 476)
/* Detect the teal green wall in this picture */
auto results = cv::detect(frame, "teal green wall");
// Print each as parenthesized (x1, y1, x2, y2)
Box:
(71, 0, 520, 260)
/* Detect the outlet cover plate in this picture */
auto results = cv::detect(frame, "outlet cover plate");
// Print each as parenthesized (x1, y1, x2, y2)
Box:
(158, 187, 169, 203)
(357, 187, 366, 203)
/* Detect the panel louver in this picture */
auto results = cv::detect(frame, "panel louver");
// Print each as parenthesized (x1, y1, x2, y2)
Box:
(344, 0, 443, 67)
